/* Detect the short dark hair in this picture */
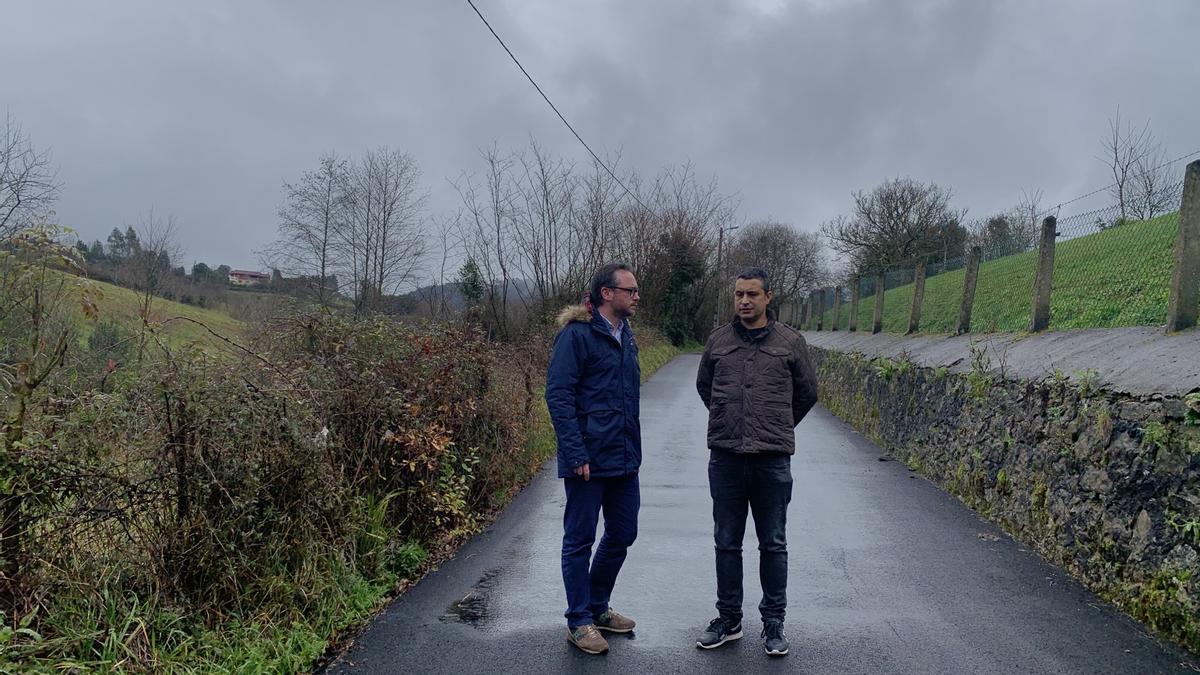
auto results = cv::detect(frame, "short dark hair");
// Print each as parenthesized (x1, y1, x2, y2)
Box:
(736, 267, 771, 293)
(589, 263, 632, 307)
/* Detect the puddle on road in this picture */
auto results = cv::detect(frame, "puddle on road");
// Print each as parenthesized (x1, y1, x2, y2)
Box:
(441, 568, 502, 627)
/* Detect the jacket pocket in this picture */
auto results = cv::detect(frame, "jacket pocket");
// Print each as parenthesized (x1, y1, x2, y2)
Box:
(756, 347, 793, 403)
(583, 409, 623, 468)
(707, 397, 740, 444)
(711, 344, 741, 381)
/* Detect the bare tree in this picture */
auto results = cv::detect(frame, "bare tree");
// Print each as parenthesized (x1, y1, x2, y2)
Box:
(728, 221, 824, 305)
(969, 212, 1033, 260)
(966, 189, 1040, 259)
(822, 177, 956, 274)
(120, 211, 182, 354)
(342, 148, 428, 316)
(1129, 142, 1177, 221)
(455, 145, 519, 338)
(511, 139, 579, 311)
(413, 213, 461, 320)
(1099, 106, 1156, 223)
(575, 153, 628, 286)
(452, 145, 741, 343)
(0, 113, 60, 238)
(265, 153, 350, 307)
(1012, 188, 1043, 237)
(638, 163, 737, 341)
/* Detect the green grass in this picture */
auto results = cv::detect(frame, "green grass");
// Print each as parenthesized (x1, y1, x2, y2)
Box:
(820, 211, 1184, 333)
(3, 556, 397, 674)
(639, 342, 681, 380)
(71, 275, 247, 348)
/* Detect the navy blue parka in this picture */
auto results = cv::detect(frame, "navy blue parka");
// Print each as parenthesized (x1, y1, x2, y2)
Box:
(545, 304, 642, 479)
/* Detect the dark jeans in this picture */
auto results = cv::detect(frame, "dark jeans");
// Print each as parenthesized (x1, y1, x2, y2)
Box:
(708, 449, 793, 623)
(561, 473, 640, 628)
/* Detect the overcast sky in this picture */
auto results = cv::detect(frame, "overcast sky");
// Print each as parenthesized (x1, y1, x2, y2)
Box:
(5, 0, 1198, 274)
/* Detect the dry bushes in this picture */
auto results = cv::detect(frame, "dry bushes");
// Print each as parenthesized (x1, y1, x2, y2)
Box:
(4, 310, 541, 668)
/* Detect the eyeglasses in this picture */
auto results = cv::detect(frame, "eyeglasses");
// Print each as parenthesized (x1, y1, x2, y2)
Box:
(606, 285, 639, 296)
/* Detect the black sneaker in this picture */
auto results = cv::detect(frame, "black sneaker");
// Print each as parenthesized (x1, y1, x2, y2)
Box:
(696, 616, 743, 649)
(762, 620, 789, 656)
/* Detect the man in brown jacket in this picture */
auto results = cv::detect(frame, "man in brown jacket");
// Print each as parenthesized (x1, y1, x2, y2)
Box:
(694, 267, 819, 658)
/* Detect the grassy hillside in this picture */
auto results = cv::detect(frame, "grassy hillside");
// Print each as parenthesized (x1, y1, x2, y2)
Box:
(67, 275, 247, 347)
(820, 211, 1182, 333)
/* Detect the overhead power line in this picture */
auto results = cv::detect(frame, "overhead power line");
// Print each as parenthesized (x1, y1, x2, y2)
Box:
(464, 0, 652, 213)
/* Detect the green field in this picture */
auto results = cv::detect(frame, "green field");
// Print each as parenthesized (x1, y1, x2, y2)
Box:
(67, 275, 247, 347)
(819, 211, 1184, 333)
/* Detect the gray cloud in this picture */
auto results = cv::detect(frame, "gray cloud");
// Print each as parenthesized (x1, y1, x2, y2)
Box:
(4, 0, 1197, 273)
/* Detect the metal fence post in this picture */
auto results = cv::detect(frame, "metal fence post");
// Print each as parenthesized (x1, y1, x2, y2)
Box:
(907, 260, 926, 334)
(1167, 160, 1200, 332)
(1030, 216, 1057, 332)
(957, 246, 981, 335)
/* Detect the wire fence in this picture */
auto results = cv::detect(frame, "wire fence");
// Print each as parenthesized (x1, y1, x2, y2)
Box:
(794, 170, 1197, 335)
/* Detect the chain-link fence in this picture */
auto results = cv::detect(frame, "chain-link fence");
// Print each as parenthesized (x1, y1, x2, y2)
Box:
(805, 169, 1196, 335)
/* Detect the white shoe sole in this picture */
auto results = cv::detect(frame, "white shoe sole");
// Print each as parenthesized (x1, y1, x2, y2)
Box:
(596, 625, 635, 634)
(696, 629, 743, 649)
(766, 646, 789, 656)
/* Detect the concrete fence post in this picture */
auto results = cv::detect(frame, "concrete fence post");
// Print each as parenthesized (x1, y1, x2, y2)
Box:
(957, 246, 982, 335)
(816, 288, 826, 331)
(872, 271, 886, 334)
(848, 277, 860, 332)
(1030, 216, 1057, 332)
(832, 285, 842, 331)
(1167, 160, 1200, 332)
(800, 297, 810, 329)
(808, 291, 819, 331)
(907, 260, 927, 334)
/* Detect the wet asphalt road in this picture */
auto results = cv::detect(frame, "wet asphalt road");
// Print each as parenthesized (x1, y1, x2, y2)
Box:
(326, 354, 1198, 675)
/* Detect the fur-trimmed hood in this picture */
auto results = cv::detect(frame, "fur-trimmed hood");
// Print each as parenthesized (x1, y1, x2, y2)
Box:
(556, 304, 593, 327)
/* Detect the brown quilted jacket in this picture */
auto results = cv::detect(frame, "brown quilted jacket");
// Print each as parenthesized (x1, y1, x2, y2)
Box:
(695, 317, 819, 454)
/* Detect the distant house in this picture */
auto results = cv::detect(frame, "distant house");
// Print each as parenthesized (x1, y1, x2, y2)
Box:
(228, 269, 270, 286)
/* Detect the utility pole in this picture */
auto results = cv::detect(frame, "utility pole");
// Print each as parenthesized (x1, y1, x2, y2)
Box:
(712, 224, 740, 329)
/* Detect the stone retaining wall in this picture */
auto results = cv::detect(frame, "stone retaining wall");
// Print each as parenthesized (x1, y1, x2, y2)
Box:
(810, 343, 1200, 653)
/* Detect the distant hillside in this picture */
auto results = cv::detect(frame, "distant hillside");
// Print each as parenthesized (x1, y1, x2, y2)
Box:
(396, 279, 539, 315)
(64, 275, 247, 348)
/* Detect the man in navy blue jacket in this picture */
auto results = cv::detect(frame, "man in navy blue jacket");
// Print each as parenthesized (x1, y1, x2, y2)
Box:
(546, 263, 642, 655)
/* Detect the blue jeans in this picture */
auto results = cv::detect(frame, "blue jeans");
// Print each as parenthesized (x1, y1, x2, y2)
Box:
(708, 449, 793, 623)
(561, 473, 640, 628)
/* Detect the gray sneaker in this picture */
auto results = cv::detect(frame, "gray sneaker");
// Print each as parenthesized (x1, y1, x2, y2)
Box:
(696, 616, 743, 649)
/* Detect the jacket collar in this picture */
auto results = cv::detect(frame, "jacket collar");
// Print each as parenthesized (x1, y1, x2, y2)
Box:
(732, 309, 777, 343)
(591, 307, 631, 345)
